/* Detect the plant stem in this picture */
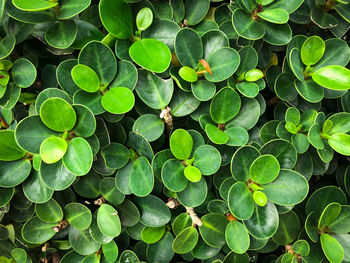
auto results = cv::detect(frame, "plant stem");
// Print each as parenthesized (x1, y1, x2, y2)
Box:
(165, 198, 203, 226)
(101, 33, 116, 48)
(160, 106, 173, 134)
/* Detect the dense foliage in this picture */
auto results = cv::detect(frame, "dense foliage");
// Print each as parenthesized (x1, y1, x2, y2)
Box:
(0, 0, 350, 262)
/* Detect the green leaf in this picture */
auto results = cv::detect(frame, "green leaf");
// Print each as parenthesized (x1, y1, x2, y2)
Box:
(320, 233, 344, 263)
(170, 90, 200, 117)
(129, 156, 154, 197)
(250, 154, 280, 184)
(119, 250, 139, 263)
(260, 139, 297, 169)
(143, 19, 180, 52)
(136, 7, 153, 31)
(199, 213, 228, 247)
(0, 187, 14, 207)
(327, 112, 350, 135)
(274, 73, 298, 101)
(12, 0, 58, 11)
(292, 240, 310, 256)
(101, 87, 135, 114)
(318, 202, 341, 230)
(313, 38, 350, 70)
(162, 159, 187, 192)
(40, 98, 77, 132)
(308, 123, 324, 149)
(184, 166, 201, 182)
(328, 133, 350, 156)
(110, 60, 138, 91)
(129, 39, 171, 73)
(291, 133, 309, 154)
(136, 70, 173, 109)
(12, 58, 36, 88)
(272, 211, 300, 245)
(35, 198, 63, 223)
(40, 160, 76, 190)
(40, 137, 67, 164)
(62, 137, 93, 175)
(101, 143, 129, 169)
(170, 129, 193, 160)
(228, 182, 254, 220)
(285, 107, 300, 125)
(243, 201, 279, 239)
(172, 213, 192, 236)
(57, 0, 91, 20)
(179, 66, 198, 82)
(21, 217, 56, 244)
(261, 20, 292, 46)
(69, 227, 101, 255)
(253, 191, 267, 206)
(72, 104, 96, 138)
(231, 145, 260, 182)
(245, 69, 263, 82)
(205, 124, 229, 145)
(141, 225, 165, 244)
(232, 8, 265, 40)
(102, 240, 118, 263)
(11, 248, 27, 263)
(175, 28, 203, 68)
(133, 195, 171, 227)
(263, 169, 309, 205)
(312, 65, 350, 91)
(301, 36, 325, 66)
(45, 20, 77, 49)
(177, 177, 207, 207)
(201, 29, 229, 60)
(0, 34, 15, 60)
(294, 80, 324, 103)
(210, 87, 241, 124)
(97, 204, 121, 237)
(328, 206, 350, 234)
(99, 0, 133, 39)
(193, 145, 221, 175)
(172, 226, 198, 254)
(236, 82, 259, 98)
(289, 48, 304, 81)
(64, 203, 92, 230)
(71, 64, 100, 93)
(0, 159, 31, 187)
(23, 170, 54, 203)
(225, 221, 250, 254)
(78, 41, 117, 86)
(191, 79, 216, 101)
(266, 0, 303, 13)
(0, 130, 25, 161)
(184, 0, 210, 25)
(204, 47, 240, 82)
(257, 8, 289, 24)
(99, 177, 125, 205)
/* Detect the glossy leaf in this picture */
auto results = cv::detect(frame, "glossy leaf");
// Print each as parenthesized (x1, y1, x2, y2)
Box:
(129, 39, 171, 73)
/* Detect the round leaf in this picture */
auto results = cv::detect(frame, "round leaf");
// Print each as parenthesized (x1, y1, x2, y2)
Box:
(71, 64, 100, 93)
(225, 221, 250, 254)
(99, 0, 133, 39)
(129, 39, 171, 73)
(62, 137, 93, 175)
(250, 154, 280, 184)
(40, 98, 77, 132)
(101, 87, 135, 114)
(40, 137, 67, 164)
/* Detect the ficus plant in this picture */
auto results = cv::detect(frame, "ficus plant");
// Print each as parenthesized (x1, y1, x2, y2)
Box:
(0, 0, 350, 262)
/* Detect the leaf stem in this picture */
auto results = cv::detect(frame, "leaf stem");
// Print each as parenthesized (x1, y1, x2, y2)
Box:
(101, 33, 116, 48)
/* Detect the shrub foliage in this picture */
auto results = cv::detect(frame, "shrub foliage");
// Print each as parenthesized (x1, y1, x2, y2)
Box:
(0, 0, 350, 262)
